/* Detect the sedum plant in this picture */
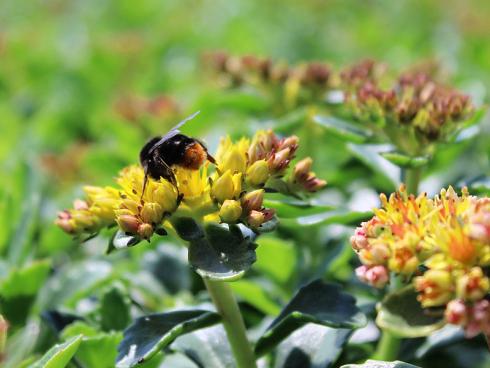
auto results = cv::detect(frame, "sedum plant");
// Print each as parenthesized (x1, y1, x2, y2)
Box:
(55, 128, 332, 368)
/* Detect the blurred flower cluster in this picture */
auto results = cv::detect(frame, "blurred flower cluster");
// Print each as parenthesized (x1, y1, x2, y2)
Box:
(342, 61, 473, 149)
(204, 52, 476, 154)
(203, 51, 333, 106)
(351, 185, 490, 337)
(56, 129, 325, 242)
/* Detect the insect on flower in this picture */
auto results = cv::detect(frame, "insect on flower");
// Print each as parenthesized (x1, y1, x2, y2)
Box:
(139, 111, 216, 196)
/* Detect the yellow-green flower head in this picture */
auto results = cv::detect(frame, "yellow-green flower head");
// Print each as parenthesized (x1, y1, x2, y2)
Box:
(219, 200, 243, 223)
(216, 136, 249, 174)
(57, 130, 326, 243)
(114, 165, 179, 239)
(55, 185, 121, 236)
(211, 170, 242, 203)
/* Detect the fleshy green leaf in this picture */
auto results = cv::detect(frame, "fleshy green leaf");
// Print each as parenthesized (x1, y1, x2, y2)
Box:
(255, 280, 367, 356)
(36, 260, 113, 310)
(172, 325, 234, 368)
(116, 310, 221, 367)
(29, 335, 83, 368)
(313, 115, 371, 143)
(415, 324, 464, 359)
(380, 151, 429, 169)
(78, 333, 123, 368)
(263, 196, 335, 218)
(255, 236, 296, 285)
(376, 286, 445, 338)
(341, 360, 421, 368)
(280, 209, 372, 228)
(230, 279, 281, 315)
(348, 144, 401, 186)
(0, 260, 50, 299)
(188, 223, 258, 281)
(99, 283, 131, 331)
(274, 324, 352, 368)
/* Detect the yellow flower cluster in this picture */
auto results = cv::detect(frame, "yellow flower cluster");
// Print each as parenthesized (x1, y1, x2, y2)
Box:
(351, 185, 490, 337)
(57, 129, 326, 241)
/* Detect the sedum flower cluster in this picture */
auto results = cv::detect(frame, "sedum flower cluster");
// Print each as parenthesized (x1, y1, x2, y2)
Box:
(351, 185, 490, 337)
(342, 61, 473, 148)
(203, 51, 333, 106)
(56, 129, 325, 242)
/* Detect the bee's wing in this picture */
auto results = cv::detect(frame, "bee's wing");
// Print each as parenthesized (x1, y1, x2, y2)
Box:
(148, 111, 201, 154)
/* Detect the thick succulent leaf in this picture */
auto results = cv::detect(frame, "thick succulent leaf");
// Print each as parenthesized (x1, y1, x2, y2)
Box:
(341, 360, 420, 368)
(281, 209, 372, 228)
(99, 283, 131, 331)
(255, 280, 366, 356)
(0, 259, 50, 299)
(143, 245, 191, 294)
(380, 151, 429, 169)
(263, 196, 335, 218)
(313, 115, 371, 143)
(171, 325, 234, 368)
(29, 335, 83, 368)
(274, 324, 352, 368)
(116, 310, 221, 367)
(230, 279, 281, 315)
(172, 217, 204, 241)
(255, 236, 296, 285)
(76, 332, 123, 368)
(36, 260, 113, 310)
(376, 286, 445, 338)
(414, 324, 464, 358)
(0, 260, 51, 325)
(348, 144, 401, 186)
(188, 223, 258, 281)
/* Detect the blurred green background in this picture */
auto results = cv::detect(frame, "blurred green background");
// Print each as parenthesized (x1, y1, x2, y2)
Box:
(0, 0, 489, 366)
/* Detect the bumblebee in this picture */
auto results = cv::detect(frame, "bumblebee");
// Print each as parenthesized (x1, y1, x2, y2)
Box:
(139, 111, 216, 195)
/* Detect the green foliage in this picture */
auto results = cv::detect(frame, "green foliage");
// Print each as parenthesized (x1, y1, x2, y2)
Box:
(116, 310, 221, 367)
(0, 0, 489, 367)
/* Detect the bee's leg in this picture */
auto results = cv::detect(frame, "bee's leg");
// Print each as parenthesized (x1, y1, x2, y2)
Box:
(141, 172, 149, 200)
(155, 156, 180, 195)
(206, 152, 216, 164)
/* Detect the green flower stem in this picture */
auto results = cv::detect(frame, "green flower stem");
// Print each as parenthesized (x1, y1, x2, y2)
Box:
(372, 330, 402, 361)
(373, 168, 422, 361)
(204, 279, 257, 368)
(405, 167, 422, 195)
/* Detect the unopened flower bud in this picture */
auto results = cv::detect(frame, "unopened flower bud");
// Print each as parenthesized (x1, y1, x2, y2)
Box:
(268, 148, 292, 174)
(74, 199, 89, 210)
(219, 200, 243, 223)
(456, 267, 490, 301)
(415, 269, 453, 307)
(445, 299, 467, 325)
(117, 214, 141, 234)
(293, 157, 312, 180)
(356, 265, 389, 288)
(242, 189, 264, 213)
(246, 160, 270, 187)
(149, 182, 178, 213)
(137, 223, 154, 240)
(211, 171, 242, 203)
(350, 227, 368, 250)
(247, 210, 266, 228)
(140, 202, 164, 224)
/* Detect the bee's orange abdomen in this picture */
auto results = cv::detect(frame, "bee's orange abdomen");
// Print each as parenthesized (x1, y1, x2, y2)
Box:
(182, 143, 207, 170)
